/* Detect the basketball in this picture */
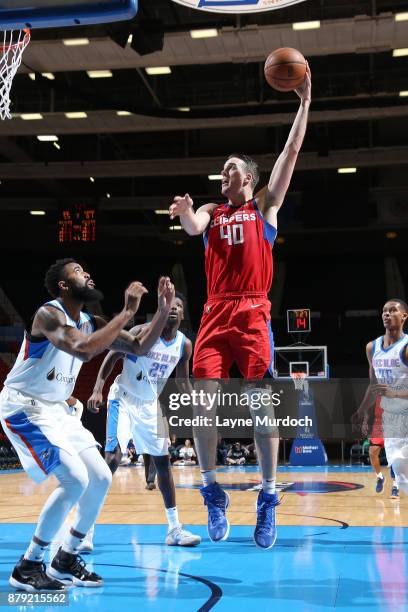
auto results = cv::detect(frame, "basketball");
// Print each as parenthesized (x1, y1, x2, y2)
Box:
(264, 47, 307, 92)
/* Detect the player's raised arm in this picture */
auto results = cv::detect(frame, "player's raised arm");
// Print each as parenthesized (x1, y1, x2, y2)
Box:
(169, 194, 217, 236)
(257, 63, 311, 226)
(34, 281, 148, 362)
(109, 277, 175, 355)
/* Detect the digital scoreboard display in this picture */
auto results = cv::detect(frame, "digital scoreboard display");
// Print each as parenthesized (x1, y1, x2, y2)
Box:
(287, 308, 311, 333)
(58, 204, 96, 243)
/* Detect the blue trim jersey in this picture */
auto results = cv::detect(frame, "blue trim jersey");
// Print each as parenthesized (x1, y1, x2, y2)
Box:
(203, 198, 277, 298)
(113, 331, 186, 402)
(372, 334, 408, 415)
(5, 300, 94, 402)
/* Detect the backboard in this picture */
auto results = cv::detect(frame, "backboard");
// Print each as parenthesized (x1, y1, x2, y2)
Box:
(0, 1, 138, 30)
(274, 345, 328, 380)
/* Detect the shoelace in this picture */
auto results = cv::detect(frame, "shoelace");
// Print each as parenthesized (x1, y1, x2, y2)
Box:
(205, 493, 226, 520)
(174, 528, 188, 540)
(68, 554, 90, 578)
(257, 501, 275, 535)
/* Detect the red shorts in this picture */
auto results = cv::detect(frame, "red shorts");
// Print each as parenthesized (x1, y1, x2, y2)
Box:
(370, 438, 384, 447)
(192, 294, 273, 379)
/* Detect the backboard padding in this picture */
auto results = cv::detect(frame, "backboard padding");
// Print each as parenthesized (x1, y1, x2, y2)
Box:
(0, 1, 138, 30)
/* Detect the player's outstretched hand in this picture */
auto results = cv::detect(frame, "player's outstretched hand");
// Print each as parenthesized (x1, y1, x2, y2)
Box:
(157, 276, 175, 312)
(295, 61, 311, 103)
(169, 194, 194, 220)
(87, 390, 104, 414)
(124, 281, 148, 315)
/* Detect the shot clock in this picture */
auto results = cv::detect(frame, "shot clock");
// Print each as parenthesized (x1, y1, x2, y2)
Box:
(287, 308, 311, 333)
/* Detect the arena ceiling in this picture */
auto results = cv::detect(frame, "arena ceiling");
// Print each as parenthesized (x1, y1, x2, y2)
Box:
(0, 0, 408, 253)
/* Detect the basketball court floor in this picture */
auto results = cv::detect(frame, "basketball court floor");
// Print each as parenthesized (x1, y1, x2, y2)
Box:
(0, 464, 407, 611)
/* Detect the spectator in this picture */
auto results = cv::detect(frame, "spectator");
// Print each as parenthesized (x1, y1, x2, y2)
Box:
(243, 442, 257, 464)
(226, 442, 247, 466)
(168, 434, 180, 464)
(127, 440, 138, 465)
(120, 439, 135, 466)
(216, 437, 229, 465)
(175, 439, 197, 465)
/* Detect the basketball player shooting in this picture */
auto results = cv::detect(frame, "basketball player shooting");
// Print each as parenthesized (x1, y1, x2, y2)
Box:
(0, 258, 174, 592)
(169, 65, 311, 549)
(352, 299, 408, 497)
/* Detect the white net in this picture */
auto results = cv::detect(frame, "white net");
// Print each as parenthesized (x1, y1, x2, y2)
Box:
(0, 29, 30, 120)
(291, 373, 309, 396)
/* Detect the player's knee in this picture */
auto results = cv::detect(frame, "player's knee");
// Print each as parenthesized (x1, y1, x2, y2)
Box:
(369, 446, 378, 459)
(153, 454, 171, 474)
(97, 459, 113, 492)
(71, 470, 89, 500)
(248, 387, 278, 437)
(105, 446, 122, 474)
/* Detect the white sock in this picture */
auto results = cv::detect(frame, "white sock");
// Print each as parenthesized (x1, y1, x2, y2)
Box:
(376, 472, 384, 479)
(201, 469, 216, 487)
(262, 478, 276, 494)
(166, 507, 180, 530)
(24, 536, 49, 562)
(62, 527, 86, 554)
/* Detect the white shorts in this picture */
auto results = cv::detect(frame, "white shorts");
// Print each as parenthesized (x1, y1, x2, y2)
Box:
(0, 386, 98, 483)
(383, 411, 408, 465)
(385, 438, 408, 465)
(105, 384, 168, 456)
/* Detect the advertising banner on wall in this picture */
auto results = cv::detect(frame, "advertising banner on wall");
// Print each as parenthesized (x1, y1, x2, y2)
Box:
(171, 0, 307, 15)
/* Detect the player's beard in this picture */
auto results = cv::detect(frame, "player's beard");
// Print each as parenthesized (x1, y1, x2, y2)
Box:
(70, 283, 104, 303)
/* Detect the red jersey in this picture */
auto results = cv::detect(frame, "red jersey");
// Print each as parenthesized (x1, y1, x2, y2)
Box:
(203, 198, 277, 298)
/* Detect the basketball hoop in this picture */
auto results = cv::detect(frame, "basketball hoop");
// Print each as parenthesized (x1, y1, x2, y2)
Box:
(0, 29, 31, 120)
(290, 372, 309, 396)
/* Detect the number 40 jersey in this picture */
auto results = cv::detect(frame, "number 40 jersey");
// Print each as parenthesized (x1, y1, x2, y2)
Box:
(113, 331, 186, 403)
(204, 198, 277, 298)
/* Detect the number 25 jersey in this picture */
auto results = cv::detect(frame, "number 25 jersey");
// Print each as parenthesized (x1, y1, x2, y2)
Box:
(113, 331, 186, 402)
(203, 198, 277, 298)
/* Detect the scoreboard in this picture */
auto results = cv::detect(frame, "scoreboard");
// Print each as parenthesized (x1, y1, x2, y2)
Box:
(58, 204, 96, 243)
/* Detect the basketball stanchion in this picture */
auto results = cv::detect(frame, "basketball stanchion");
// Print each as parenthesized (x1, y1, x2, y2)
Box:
(288, 372, 328, 466)
(0, 28, 30, 120)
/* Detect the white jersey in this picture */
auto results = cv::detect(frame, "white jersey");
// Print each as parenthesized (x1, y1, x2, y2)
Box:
(5, 300, 95, 402)
(113, 331, 186, 402)
(372, 334, 408, 415)
(372, 333, 408, 458)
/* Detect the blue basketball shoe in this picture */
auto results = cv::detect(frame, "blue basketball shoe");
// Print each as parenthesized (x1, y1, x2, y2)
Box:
(376, 476, 384, 493)
(200, 482, 230, 542)
(254, 490, 280, 549)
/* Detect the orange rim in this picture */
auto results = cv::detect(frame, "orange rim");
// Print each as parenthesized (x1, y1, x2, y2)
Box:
(0, 28, 30, 53)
